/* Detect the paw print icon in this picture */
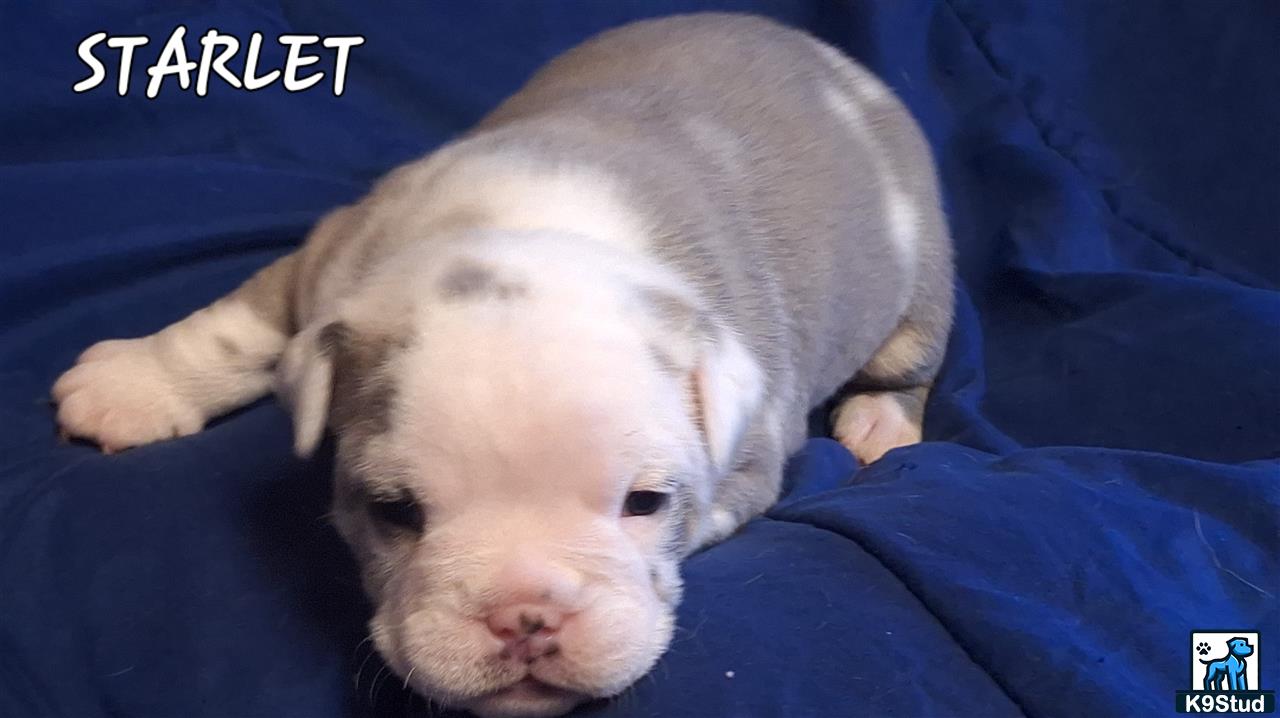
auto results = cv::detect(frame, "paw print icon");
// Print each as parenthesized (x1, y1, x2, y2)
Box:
(1196, 641, 1212, 656)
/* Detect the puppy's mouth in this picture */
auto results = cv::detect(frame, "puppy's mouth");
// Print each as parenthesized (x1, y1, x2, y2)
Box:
(467, 674, 585, 717)
(504, 676, 576, 698)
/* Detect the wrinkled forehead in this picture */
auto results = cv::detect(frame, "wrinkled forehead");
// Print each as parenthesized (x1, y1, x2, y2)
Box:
(381, 313, 669, 510)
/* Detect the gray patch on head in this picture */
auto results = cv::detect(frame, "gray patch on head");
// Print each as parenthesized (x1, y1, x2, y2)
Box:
(646, 342, 683, 375)
(319, 320, 412, 445)
(638, 286, 693, 323)
(636, 285, 718, 348)
(493, 283, 528, 300)
(439, 261, 493, 297)
(438, 259, 528, 301)
(637, 286, 693, 330)
(317, 321, 350, 355)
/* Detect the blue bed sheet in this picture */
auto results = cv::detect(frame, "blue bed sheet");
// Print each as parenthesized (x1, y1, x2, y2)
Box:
(1, 2, 1277, 716)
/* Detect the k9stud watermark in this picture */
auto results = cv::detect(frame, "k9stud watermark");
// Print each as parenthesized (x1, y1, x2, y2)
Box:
(1176, 631, 1275, 714)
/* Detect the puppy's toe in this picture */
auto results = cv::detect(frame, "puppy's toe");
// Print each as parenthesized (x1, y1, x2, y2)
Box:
(56, 390, 110, 435)
(96, 403, 201, 452)
(51, 361, 97, 403)
(832, 392, 922, 465)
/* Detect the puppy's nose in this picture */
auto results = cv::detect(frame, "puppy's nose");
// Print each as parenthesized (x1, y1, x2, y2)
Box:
(486, 604, 562, 662)
(487, 603, 561, 640)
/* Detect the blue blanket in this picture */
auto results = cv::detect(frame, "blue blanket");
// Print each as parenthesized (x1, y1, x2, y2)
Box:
(2, 2, 1276, 716)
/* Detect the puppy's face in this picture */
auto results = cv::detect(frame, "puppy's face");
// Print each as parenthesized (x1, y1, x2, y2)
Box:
(287, 246, 762, 717)
(339, 333, 696, 717)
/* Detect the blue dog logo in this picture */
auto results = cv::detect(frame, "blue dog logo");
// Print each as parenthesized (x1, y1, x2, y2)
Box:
(1201, 637, 1254, 691)
(1177, 631, 1276, 714)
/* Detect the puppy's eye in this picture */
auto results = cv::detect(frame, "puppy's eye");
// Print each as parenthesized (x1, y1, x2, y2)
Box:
(623, 490, 669, 517)
(367, 493, 424, 534)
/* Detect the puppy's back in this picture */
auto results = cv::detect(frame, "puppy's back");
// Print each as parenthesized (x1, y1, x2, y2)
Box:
(462, 15, 951, 454)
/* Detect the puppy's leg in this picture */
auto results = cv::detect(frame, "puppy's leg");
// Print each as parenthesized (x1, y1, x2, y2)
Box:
(53, 253, 299, 452)
(833, 282, 951, 465)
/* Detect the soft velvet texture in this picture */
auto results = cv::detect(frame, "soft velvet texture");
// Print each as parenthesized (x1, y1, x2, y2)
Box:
(1, 2, 1277, 716)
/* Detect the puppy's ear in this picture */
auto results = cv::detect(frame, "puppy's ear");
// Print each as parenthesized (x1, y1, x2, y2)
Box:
(691, 325, 764, 470)
(640, 288, 764, 471)
(276, 321, 345, 457)
(277, 317, 407, 457)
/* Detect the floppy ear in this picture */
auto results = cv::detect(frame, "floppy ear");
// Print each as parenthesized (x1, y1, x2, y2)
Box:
(276, 321, 344, 457)
(277, 317, 407, 457)
(638, 286, 764, 471)
(691, 325, 765, 470)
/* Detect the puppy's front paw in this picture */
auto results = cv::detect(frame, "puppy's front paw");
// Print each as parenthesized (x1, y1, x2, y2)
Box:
(832, 392, 922, 465)
(52, 338, 204, 453)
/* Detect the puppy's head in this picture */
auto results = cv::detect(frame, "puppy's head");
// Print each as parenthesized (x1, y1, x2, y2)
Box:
(278, 234, 762, 717)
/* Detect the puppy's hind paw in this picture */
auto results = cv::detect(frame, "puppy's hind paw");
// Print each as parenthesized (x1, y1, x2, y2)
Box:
(832, 392, 922, 465)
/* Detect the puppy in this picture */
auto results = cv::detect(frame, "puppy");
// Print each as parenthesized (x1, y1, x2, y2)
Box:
(52, 13, 952, 718)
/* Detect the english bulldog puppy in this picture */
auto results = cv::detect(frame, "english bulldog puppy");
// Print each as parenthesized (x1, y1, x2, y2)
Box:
(52, 13, 952, 718)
